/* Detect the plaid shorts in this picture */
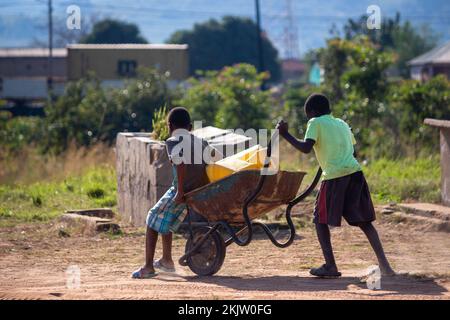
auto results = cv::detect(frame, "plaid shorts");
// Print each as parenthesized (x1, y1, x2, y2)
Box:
(146, 186, 187, 234)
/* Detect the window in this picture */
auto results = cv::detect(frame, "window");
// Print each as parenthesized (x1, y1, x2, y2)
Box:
(117, 60, 137, 77)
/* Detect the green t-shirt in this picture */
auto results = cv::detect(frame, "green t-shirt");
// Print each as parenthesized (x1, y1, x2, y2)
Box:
(304, 114, 361, 180)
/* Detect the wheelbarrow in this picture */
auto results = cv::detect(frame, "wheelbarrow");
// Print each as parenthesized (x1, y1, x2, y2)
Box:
(178, 131, 322, 276)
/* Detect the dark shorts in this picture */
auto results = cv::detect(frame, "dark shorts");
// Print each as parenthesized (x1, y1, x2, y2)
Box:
(313, 171, 376, 227)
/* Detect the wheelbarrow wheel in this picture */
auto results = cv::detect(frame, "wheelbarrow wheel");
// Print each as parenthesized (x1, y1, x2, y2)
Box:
(185, 226, 226, 276)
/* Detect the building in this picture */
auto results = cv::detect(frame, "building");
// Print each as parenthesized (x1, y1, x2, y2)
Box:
(0, 44, 189, 104)
(408, 41, 450, 81)
(67, 44, 189, 88)
(281, 58, 305, 83)
(0, 48, 67, 101)
(309, 62, 323, 86)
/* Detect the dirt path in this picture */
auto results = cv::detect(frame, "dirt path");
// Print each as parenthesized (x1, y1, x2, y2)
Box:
(0, 210, 449, 300)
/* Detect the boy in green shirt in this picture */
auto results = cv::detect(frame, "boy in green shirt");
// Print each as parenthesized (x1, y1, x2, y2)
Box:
(277, 93, 395, 278)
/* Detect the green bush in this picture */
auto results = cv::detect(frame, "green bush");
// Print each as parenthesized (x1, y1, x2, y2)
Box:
(41, 68, 172, 153)
(0, 112, 44, 152)
(151, 105, 170, 141)
(390, 75, 450, 156)
(177, 64, 272, 129)
(86, 186, 105, 199)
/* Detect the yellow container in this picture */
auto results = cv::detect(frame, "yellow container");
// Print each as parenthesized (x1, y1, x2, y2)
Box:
(206, 145, 269, 182)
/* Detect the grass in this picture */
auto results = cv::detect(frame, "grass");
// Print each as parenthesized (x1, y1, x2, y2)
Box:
(0, 141, 441, 227)
(0, 165, 117, 227)
(364, 156, 441, 204)
(279, 139, 441, 204)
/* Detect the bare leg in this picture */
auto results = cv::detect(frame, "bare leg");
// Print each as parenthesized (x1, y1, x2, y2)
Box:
(142, 226, 158, 274)
(359, 222, 395, 276)
(159, 232, 175, 269)
(315, 223, 339, 272)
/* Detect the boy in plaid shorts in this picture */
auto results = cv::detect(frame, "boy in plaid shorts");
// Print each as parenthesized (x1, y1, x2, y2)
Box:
(132, 107, 220, 278)
(277, 93, 395, 278)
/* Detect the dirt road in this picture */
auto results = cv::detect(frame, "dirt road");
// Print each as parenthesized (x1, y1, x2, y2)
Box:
(0, 210, 449, 300)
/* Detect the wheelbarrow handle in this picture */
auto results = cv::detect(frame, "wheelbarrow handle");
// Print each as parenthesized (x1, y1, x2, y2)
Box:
(289, 167, 322, 206)
(234, 130, 279, 246)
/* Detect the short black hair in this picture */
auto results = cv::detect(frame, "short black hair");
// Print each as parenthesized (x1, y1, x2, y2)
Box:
(304, 93, 331, 116)
(167, 107, 191, 128)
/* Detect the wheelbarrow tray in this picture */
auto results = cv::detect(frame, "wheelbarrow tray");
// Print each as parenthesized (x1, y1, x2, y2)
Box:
(185, 170, 306, 224)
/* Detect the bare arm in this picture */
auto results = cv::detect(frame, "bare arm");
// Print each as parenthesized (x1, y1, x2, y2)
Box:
(174, 163, 186, 204)
(276, 120, 315, 154)
(282, 131, 315, 154)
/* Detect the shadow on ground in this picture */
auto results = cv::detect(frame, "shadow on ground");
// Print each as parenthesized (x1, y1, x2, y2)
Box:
(179, 274, 447, 297)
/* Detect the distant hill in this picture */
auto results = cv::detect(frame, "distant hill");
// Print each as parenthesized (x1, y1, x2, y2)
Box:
(1, 0, 449, 56)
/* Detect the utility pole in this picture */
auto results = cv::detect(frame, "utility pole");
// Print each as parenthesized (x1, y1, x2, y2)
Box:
(47, 0, 53, 97)
(255, 0, 266, 89)
(254, 0, 265, 74)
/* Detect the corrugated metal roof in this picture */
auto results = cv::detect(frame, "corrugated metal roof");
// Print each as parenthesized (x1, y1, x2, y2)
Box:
(67, 44, 188, 50)
(0, 48, 67, 57)
(408, 41, 450, 66)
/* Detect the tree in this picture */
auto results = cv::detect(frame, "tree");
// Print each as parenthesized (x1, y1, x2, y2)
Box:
(176, 64, 272, 130)
(167, 16, 281, 82)
(342, 13, 438, 78)
(32, 15, 98, 47)
(318, 37, 394, 155)
(42, 68, 171, 153)
(343, 13, 401, 50)
(282, 84, 318, 135)
(391, 75, 450, 156)
(392, 22, 439, 78)
(80, 19, 147, 44)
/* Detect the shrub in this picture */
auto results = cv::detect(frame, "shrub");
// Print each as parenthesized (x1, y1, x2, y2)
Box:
(151, 105, 170, 141)
(177, 64, 272, 130)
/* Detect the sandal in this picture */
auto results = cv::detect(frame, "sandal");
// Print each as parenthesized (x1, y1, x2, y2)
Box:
(131, 267, 158, 279)
(153, 259, 176, 273)
(310, 264, 342, 278)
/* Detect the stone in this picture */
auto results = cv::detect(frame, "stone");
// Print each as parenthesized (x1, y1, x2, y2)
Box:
(59, 213, 121, 236)
(381, 208, 395, 215)
(116, 133, 172, 226)
(115, 128, 254, 227)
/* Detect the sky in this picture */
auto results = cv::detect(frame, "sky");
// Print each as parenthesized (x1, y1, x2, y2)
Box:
(0, 0, 449, 57)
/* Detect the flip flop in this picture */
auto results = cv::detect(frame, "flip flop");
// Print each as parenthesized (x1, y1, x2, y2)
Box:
(153, 259, 176, 273)
(310, 265, 342, 278)
(131, 267, 158, 279)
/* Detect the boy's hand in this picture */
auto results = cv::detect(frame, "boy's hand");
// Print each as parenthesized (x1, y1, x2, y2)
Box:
(174, 191, 185, 204)
(276, 120, 289, 136)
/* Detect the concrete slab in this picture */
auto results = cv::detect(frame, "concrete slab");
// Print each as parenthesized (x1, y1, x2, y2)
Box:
(397, 203, 450, 221)
(60, 213, 121, 235)
(65, 208, 115, 219)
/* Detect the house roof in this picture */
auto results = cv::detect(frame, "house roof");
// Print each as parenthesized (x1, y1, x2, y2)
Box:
(0, 48, 67, 58)
(281, 58, 305, 72)
(0, 44, 188, 57)
(408, 41, 450, 66)
(66, 44, 188, 50)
